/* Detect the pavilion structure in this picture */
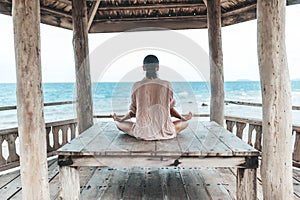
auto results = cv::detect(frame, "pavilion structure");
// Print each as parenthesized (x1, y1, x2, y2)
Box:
(0, 0, 299, 199)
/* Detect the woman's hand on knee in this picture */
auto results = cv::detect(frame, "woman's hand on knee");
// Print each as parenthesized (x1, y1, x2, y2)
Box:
(111, 113, 122, 122)
(182, 112, 193, 121)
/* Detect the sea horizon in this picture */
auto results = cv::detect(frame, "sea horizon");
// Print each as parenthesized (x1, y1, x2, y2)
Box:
(1, 80, 300, 129)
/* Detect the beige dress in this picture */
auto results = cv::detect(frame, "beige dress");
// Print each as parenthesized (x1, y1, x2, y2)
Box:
(129, 78, 176, 140)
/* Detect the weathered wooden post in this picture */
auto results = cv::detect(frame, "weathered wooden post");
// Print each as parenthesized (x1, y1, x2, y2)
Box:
(72, 0, 94, 133)
(206, 0, 225, 125)
(257, 0, 294, 199)
(12, 0, 50, 199)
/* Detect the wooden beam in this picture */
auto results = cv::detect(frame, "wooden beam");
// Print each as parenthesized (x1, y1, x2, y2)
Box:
(41, 9, 73, 30)
(87, 0, 100, 31)
(222, 3, 256, 26)
(72, 0, 94, 133)
(287, 0, 300, 5)
(90, 16, 208, 33)
(207, 0, 224, 125)
(97, 3, 206, 11)
(12, 0, 50, 199)
(257, 0, 294, 199)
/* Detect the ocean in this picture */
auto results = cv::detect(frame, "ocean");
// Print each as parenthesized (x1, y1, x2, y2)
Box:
(1, 81, 300, 129)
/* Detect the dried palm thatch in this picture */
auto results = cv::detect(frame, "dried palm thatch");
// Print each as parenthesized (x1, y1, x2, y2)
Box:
(0, 0, 299, 32)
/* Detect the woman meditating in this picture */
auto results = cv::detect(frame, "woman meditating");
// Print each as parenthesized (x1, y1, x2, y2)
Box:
(112, 55, 192, 140)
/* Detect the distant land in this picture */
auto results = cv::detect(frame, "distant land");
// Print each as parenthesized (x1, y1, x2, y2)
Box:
(234, 78, 300, 82)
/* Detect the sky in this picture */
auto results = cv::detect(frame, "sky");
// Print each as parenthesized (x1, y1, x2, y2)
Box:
(0, 4, 299, 83)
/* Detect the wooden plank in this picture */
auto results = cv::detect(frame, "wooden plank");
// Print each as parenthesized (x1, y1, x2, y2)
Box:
(179, 167, 210, 200)
(178, 157, 245, 168)
(84, 126, 119, 152)
(222, 3, 256, 27)
(70, 155, 247, 168)
(79, 167, 98, 192)
(130, 140, 156, 156)
(215, 168, 237, 200)
(80, 167, 113, 199)
(70, 156, 180, 167)
(203, 121, 259, 156)
(0, 174, 22, 199)
(58, 121, 259, 157)
(294, 169, 300, 181)
(10, 159, 59, 200)
(177, 122, 204, 156)
(100, 167, 130, 199)
(159, 167, 189, 200)
(122, 167, 146, 199)
(293, 177, 300, 198)
(0, 170, 19, 189)
(87, 0, 100, 31)
(190, 121, 233, 156)
(90, 17, 208, 33)
(48, 174, 62, 200)
(197, 168, 232, 200)
(57, 122, 108, 154)
(47, 166, 98, 200)
(0, 159, 57, 199)
(105, 133, 138, 156)
(143, 167, 164, 199)
(156, 137, 182, 156)
(294, 168, 300, 198)
(293, 131, 300, 161)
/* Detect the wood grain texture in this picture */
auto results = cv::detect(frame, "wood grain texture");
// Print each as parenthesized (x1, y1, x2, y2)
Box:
(207, 0, 225, 125)
(57, 121, 259, 198)
(59, 166, 80, 200)
(237, 168, 257, 200)
(257, 0, 294, 199)
(72, 0, 94, 134)
(4, 161, 300, 199)
(12, 0, 50, 199)
(57, 121, 259, 157)
(1, 0, 300, 33)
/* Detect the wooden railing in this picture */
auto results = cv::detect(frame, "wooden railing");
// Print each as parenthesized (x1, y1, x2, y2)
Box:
(225, 100, 300, 110)
(0, 101, 75, 111)
(0, 119, 77, 172)
(1, 100, 300, 171)
(224, 116, 300, 168)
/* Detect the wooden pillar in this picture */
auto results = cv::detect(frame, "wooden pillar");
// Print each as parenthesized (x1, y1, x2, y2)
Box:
(72, 0, 94, 133)
(207, 0, 224, 125)
(237, 168, 257, 200)
(59, 166, 80, 200)
(12, 0, 50, 199)
(257, 0, 293, 199)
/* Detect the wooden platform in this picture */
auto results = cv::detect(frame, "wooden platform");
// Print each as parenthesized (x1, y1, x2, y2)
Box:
(57, 120, 260, 199)
(1, 120, 299, 199)
(1, 158, 300, 199)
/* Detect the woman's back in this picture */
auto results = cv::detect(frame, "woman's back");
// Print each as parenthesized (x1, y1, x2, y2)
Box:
(130, 78, 176, 140)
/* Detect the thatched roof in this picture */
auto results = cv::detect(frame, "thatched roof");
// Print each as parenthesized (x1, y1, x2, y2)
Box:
(0, 0, 299, 33)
